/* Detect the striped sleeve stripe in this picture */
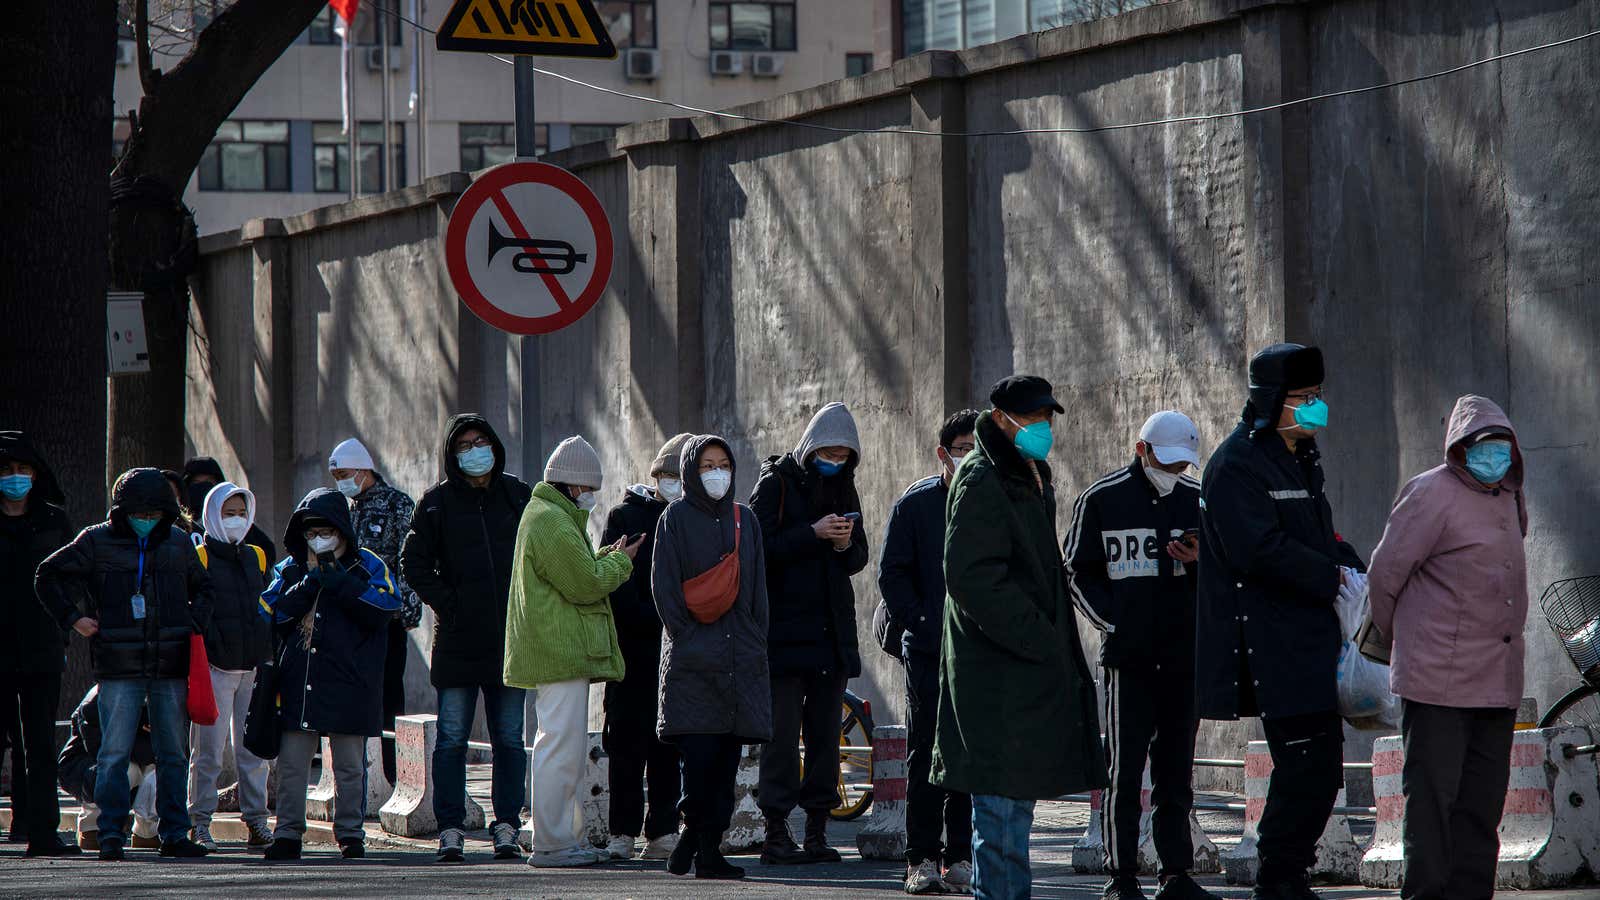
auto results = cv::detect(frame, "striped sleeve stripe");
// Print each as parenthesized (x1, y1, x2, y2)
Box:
(1063, 470, 1131, 633)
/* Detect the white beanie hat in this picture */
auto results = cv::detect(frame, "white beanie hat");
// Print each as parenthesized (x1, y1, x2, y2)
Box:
(329, 438, 375, 472)
(544, 436, 603, 489)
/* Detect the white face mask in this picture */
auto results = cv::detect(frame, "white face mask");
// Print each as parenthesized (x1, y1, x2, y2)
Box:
(657, 478, 683, 502)
(701, 469, 732, 501)
(308, 535, 339, 555)
(575, 491, 598, 512)
(220, 515, 251, 544)
(1143, 458, 1182, 497)
(335, 476, 361, 499)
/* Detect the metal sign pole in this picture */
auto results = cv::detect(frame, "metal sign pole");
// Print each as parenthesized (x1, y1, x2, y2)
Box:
(513, 53, 542, 477)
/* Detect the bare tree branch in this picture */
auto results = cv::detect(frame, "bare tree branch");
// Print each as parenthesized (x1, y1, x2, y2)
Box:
(134, 0, 157, 94)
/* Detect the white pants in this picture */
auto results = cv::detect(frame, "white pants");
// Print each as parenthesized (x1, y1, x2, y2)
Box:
(187, 666, 271, 827)
(80, 764, 157, 838)
(531, 679, 589, 851)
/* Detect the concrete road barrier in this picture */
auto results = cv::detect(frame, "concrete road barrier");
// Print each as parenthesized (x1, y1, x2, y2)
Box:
(518, 732, 611, 852)
(307, 736, 393, 821)
(721, 744, 764, 853)
(378, 714, 484, 837)
(1226, 741, 1364, 885)
(1073, 763, 1219, 875)
(856, 725, 907, 861)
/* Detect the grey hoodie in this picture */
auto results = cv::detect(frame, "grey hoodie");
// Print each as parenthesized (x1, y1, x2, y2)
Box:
(794, 402, 861, 465)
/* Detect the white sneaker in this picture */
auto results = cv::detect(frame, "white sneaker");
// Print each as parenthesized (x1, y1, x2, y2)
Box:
(605, 834, 637, 860)
(906, 860, 948, 894)
(640, 833, 678, 860)
(528, 845, 602, 868)
(943, 860, 974, 893)
(190, 824, 218, 853)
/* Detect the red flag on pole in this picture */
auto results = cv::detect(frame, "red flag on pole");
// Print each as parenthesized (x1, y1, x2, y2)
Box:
(329, 0, 359, 25)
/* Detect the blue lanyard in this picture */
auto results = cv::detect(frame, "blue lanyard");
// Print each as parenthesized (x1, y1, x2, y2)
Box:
(135, 540, 146, 592)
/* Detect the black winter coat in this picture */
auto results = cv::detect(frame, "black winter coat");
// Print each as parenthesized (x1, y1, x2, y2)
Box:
(264, 488, 400, 736)
(877, 475, 948, 660)
(198, 536, 272, 671)
(602, 486, 668, 653)
(36, 468, 212, 681)
(748, 454, 868, 677)
(401, 414, 532, 687)
(1, 506, 72, 674)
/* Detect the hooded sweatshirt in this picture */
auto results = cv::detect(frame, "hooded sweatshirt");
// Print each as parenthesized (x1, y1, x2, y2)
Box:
(651, 435, 772, 741)
(197, 483, 272, 671)
(401, 414, 533, 687)
(1368, 395, 1529, 710)
(0, 431, 72, 673)
(182, 457, 277, 563)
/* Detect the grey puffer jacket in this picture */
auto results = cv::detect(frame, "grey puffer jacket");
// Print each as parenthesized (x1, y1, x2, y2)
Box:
(652, 435, 772, 743)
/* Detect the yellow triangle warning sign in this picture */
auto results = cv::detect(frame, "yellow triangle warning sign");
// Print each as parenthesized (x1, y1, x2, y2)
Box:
(435, 0, 618, 58)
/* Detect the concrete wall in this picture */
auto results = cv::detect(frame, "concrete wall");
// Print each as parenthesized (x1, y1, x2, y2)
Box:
(186, 0, 1600, 779)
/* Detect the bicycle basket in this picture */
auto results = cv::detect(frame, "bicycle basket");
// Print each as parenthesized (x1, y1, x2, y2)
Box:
(1540, 576, 1600, 679)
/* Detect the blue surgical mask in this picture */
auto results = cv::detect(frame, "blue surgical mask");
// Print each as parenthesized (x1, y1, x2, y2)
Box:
(1464, 440, 1513, 484)
(0, 474, 31, 501)
(128, 516, 159, 539)
(1285, 397, 1330, 432)
(1002, 412, 1054, 461)
(812, 458, 844, 477)
(458, 445, 495, 477)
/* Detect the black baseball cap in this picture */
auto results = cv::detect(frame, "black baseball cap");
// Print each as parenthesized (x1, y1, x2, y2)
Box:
(989, 375, 1065, 416)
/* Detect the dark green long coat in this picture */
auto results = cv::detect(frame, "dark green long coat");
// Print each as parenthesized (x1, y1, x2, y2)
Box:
(930, 411, 1108, 800)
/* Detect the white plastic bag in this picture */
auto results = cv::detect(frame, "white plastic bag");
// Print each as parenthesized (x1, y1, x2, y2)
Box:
(1332, 568, 1400, 729)
(1335, 568, 1369, 640)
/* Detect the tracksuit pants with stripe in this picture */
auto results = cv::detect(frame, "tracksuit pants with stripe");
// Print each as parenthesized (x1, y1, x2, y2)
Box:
(1101, 664, 1198, 878)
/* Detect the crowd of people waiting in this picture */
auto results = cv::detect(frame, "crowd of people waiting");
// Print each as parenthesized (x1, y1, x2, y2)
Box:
(0, 341, 1530, 900)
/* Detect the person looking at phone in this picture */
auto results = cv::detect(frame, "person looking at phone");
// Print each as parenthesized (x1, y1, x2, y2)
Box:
(749, 401, 868, 865)
(1065, 411, 1216, 900)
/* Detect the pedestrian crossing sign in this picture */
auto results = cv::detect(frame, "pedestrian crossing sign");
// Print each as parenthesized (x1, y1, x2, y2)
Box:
(436, 0, 618, 58)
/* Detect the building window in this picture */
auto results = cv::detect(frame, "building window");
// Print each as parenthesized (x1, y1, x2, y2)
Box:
(198, 120, 290, 192)
(307, 7, 403, 46)
(568, 124, 618, 147)
(459, 122, 549, 169)
(312, 121, 407, 194)
(598, 1, 656, 49)
(900, 0, 1164, 56)
(709, 2, 796, 52)
(846, 53, 874, 77)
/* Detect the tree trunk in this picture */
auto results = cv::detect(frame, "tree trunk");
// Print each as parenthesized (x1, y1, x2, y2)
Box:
(0, 0, 120, 715)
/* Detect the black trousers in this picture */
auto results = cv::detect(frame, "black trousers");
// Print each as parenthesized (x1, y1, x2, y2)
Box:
(676, 734, 743, 836)
(603, 665, 681, 840)
(1257, 709, 1344, 885)
(1101, 665, 1198, 877)
(758, 669, 846, 818)
(0, 672, 62, 845)
(1400, 701, 1515, 900)
(904, 652, 971, 865)
(381, 620, 408, 785)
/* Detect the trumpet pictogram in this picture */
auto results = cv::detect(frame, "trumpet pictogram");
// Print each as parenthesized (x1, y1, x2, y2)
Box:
(488, 221, 588, 276)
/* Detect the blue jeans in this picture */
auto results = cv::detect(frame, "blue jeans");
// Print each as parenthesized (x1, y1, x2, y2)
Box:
(972, 794, 1036, 900)
(95, 678, 190, 844)
(434, 683, 527, 830)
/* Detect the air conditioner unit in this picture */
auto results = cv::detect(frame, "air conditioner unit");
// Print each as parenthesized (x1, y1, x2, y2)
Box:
(709, 50, 743, 77)
(624, 47, 660, 81)
(364, 46, 403, 72)
(750, 53, 784, 78)
(115, 40, 135, 67)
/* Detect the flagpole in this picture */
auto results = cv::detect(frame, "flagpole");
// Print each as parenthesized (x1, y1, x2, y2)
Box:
(415, 0, 429, 179)
(344, 23, 358, 200)
(380, 7, 393, 192)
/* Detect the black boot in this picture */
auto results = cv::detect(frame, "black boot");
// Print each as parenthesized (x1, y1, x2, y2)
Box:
(803, 809, 842, 863)
(667, 828, 699, 876)
(759, 815, 810, 865)
(694, 828, 745, 880)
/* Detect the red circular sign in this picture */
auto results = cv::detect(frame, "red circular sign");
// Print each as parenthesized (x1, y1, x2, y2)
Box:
(444, 161, 614, 335)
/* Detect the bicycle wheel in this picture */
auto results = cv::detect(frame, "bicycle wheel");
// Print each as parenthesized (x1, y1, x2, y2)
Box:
(833, 692, 876, 821)
(1539, 683, 1600, 729)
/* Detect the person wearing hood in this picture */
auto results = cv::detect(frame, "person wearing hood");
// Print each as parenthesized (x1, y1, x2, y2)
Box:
(0, 431, 78, 856)
(162, 469, 198, 537)
(184, 482, 274, 852)
(259, 488, 400, 862)
(933, 376, 1108, 898)
(400, 415, 533, 863)
(1196, 343, 1364, 900)
(651, 435, 773, 880)
(326, 438, 422, 790)
(1367, 396, 1529, 900)
(599, 432, 693, 863)
(748, 401, 869, 865)
(504, 435, 641, 868)
(181, 457, 276, 561)
(35, 467, 215, 861)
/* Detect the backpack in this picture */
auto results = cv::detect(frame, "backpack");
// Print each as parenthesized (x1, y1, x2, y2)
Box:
(194, 542, 269, 575)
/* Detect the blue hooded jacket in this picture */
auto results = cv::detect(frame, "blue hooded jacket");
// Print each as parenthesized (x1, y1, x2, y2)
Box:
(261, 488, 398, 736)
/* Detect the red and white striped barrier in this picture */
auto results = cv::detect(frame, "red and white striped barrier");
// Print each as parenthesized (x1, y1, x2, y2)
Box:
(306, 736, 393, 821)
(1074, 764, 1220, 874)
(1071, 789, 1108, 872)
(1224, 740, 1362, 885)
(856, 725, 908, 860)
(1357, 736, 1405, 887)
(377, 714, 484, 836)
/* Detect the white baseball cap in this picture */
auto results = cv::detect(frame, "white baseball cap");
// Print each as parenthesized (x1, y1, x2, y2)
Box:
(1139, 411, 1201, 467)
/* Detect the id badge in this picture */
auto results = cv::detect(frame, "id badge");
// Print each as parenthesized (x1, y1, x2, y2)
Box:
(130, 592, 146, 621)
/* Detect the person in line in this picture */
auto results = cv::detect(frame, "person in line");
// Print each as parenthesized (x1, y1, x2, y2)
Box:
(651, 435, 773, 880)
(749, 401, 868, 865)
(0, 432, 78, 856)
(326, 438, 422, 790)
(35, 467, 214, 861)
(1066, 411, 1219, 900)
(879, 410, 979, 895)
(1367, 395, 1529, 900)
(504, 436, 641, 868)
(935, 376, 1108, 899)
(600, 433, 693, 862)
(161, 470, 197, 537)
(181, 457, 277, 561)
(185, 482, 274, 852)
(1196, 344, 1362, 900)
(401, 415, 533, 864)
(260, 488, 399, 862)
(57, 685, 159, 851)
